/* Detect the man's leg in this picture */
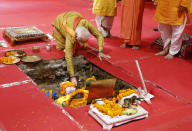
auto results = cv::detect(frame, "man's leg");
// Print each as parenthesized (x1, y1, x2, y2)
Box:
(120, 39, 130, 48)
(120, 43, 127, 48)
(95, 15, 109, 37)
(165, 19, 187, 59)
(95, 15, 103, 32)
(101, 16, 114, 38)
(132, 46, 140, 50)
(155, 23, 172, 56)
(95, 15, 101, 31)
(155, 43, 170, 56)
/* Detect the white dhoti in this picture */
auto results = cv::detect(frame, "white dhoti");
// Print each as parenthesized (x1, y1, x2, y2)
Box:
(95, 15, 114, 37)
(158, 16, 187, 55)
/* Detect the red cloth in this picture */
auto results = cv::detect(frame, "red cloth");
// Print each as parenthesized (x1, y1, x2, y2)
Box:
(0, 1, 192, 130)
(0, 82, 82, 131)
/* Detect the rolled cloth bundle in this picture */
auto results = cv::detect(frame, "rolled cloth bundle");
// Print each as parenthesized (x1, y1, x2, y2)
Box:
(87, 78, 116, 99)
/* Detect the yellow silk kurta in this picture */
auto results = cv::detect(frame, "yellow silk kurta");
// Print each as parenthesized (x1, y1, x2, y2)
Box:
(52, 12, 104, 76)
(92, 0, 117, 16)
(154, 0, 191, 25)
(191, 0, 192, 13)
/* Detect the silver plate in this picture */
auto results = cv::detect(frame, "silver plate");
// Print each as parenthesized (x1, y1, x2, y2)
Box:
(21, 55, 42, 63)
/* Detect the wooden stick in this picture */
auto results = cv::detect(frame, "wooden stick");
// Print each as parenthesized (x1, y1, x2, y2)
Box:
(135, 60, 148, 94)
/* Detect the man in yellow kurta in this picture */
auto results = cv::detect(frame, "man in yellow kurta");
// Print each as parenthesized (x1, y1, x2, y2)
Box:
(52, 11, 110, 85)
(92, 0, 117, 37)
(154, 0, 190, 59)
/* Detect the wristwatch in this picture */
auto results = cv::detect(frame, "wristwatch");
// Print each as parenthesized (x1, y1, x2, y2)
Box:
(70, 75, 76, 79)
(98, 50, 103, 53)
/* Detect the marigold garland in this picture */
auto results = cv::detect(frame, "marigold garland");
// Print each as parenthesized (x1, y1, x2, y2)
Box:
(66, 89, 89, 108)
(0, 57, 17, 64)
(60, 81, 75, 96)
(5, 51, 15, 57)
(93, 99, 124, 117)
(117, 89, 138, 101)
(86, 76, 96, 83)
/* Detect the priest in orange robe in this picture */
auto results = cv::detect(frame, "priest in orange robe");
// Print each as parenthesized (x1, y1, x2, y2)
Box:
(154, 0, 190, 59)
(120, 0, 145, 49)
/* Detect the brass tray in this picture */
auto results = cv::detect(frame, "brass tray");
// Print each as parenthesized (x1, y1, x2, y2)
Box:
(21, 55, 42, 63)
(5, 50, 26, 58)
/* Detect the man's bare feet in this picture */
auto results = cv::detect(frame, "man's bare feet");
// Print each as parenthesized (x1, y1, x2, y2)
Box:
(120, 43, 127, 48)
(132, 46, 140, 50)
(105, 33, 112, 38)
(155, 50, 168, 56)
(155, 45, 169, 56)
(165, 54, 174, 59)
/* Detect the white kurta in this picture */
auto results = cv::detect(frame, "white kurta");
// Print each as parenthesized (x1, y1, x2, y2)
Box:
(158, 16, 187, 55)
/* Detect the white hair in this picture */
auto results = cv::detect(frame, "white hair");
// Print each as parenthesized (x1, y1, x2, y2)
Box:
(75, 26, 90, 42)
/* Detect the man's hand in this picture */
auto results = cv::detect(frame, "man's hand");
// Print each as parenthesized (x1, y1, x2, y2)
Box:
(154, 2, 157, 7)
(98, 52, 111, 61)
(70, 76, 77, 86)
(179, 6, 187, 12)
(42, 35, 49, 42)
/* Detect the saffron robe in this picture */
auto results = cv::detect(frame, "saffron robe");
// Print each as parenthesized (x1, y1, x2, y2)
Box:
(52, 12, 104, 76)
(120, 0, 145, 45)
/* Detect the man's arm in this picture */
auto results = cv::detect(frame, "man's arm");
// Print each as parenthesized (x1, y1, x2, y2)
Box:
(87, 21, 104, 52)
(65, 37, 78, 86)
(65, 37, 75, 76)
(180, 0, 191, 8)
(87, 21, 111, 61)
(179, 0, 190, 12)
(153, 0, 158, 6)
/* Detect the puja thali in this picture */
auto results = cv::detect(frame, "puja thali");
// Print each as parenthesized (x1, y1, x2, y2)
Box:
(3, 26, 46, 44)
(0, 56, 20, 64)
(5, 50, 26, 58)
(21, 55, 42, 63)
(89, 104, 148, 130)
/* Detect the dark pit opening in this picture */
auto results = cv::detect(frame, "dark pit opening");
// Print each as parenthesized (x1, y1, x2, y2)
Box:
(18, 55, 136, 99)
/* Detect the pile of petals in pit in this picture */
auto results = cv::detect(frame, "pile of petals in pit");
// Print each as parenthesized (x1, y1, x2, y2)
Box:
(55, 75, 143, 114)
(55, 76, 96, 108)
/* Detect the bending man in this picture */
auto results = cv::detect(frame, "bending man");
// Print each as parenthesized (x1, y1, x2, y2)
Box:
(52, 11, 111, 85)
